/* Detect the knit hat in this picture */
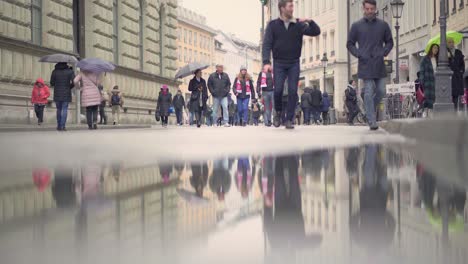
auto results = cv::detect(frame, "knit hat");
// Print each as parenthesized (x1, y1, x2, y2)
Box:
(161, 84, 169, 90)
(240, 66, 247, 71)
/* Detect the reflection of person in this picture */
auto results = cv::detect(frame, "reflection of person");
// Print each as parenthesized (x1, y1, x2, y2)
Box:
(52, 167, 76, 208)
(159, 164, 172, 184)
(264, 155, 321, 263)
(236, 157, 254, 199)
(209, 158, 232, 201)
(258, 156, 275, 207)
(190, 162, 208, 197)
(350, 145, 395, 251)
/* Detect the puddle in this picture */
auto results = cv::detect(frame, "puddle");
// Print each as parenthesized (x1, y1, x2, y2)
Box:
(0, 144, 467, 264)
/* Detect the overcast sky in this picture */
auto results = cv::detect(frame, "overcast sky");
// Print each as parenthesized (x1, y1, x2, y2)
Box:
(179, 0, 263, 44)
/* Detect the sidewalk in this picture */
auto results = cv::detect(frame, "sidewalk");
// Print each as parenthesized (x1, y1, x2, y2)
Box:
(0, 123, 152, 133)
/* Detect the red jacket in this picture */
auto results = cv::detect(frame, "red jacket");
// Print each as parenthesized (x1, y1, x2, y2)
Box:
(31, 78, 50, 104)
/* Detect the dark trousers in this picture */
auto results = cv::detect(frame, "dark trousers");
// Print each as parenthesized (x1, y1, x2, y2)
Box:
(99, 103, 107, 124)
(175, 108, 183, 124)
(322, 111, 329, 125)
(55, 101, 69, 129)
(311, 106, 321, 123)
(34, 104, 45, 123)
(161, 115, 168, 125)
(253, 116, 260, 126)
(273, 61, 300, 121)
(86, 105, 99, 128)
(302, 107, 310, 124)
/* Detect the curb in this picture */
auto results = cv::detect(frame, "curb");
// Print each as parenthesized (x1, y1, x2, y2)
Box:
(0, 125, 152, 133)
(380, 117, 468, 146)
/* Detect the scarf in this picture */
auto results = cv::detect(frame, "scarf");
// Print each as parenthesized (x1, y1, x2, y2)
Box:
(236, 78, 251, 95)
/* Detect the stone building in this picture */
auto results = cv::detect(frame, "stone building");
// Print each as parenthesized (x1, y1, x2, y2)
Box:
(0, 0, 179, 125)
(176, 7, 216, 102)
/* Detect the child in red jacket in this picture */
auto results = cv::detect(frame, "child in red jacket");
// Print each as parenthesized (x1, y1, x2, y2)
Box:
(31, 78, 51, 125)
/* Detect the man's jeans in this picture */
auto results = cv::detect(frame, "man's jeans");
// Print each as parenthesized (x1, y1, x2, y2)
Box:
(363, 78, 386, 126)
(55, 101, 69, 129)
(175, 108, 183, 125)
(273, 62, 300, 121)
(311, 106, 321, 123)
(212, 97, 229, 125)
(237, 98, 250, 123)
(262, 91, 274, 125)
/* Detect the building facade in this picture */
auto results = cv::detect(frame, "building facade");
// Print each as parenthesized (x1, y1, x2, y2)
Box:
(0, 0, 179, 125)
(176, 7, 217, 102)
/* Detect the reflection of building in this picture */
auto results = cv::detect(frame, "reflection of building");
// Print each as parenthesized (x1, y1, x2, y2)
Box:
(0, 0, 179, 124)
(176, 7, 217, 102)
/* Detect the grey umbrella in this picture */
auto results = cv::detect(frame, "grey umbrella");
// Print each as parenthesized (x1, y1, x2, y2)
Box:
(175, 62, 209, 79)
(76, 58, 116, 73)
(39, 53, 78, 64)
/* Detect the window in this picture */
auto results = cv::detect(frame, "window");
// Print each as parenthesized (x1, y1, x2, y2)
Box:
(330, 31, 335, 56)
(184, 48, 187, 62)
(194, 32, 198, 47)
(315, 36, 320, 60)
(189, 31, 192, 45)
(433, 0, 437, 24)
(73, 0, 83, 55)
(178, 47, 182, 61)
(309, 39, 313, 61)
(184, 29, 187, 43)
(452, 0, 457, 13)
(31, 0, 42, 45)
(323, 33, 328, 56)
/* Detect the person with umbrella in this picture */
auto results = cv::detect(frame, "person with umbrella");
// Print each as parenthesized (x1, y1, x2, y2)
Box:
(74, 70, 103, 130)
(419, 43, 439, 115)
(31, 78, 50, 126)
(50, 62, 75, 131)
(233, 66, 256, 126)
(188, 69, 208, 128)
(156, 85, 173, 128)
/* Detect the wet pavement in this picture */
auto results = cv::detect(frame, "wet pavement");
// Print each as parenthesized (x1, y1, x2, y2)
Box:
(1, 142, 467, 264)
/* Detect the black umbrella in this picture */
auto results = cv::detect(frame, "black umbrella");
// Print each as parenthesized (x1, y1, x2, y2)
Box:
(39, 53, 78, 64)
(175, 62, 209, 79)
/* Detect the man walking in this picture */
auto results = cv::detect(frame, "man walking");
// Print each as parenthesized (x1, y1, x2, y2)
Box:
(310, 86, 322, 124)
(262, 0, 321, 129)
(447, 37, 465, 110)
(173, 89, 186, 126)
(347, 0, 393, 130)
(208, 64, 231, 127)
(300, 88, 312, 125)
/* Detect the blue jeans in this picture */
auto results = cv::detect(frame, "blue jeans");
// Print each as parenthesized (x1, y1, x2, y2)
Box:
(175, 108, 183, 125)
(273, 62, 300, 121)
(262, 91, 274, 125)
(55, 101, 69, 129)
(237, 98, 250, 124)
(363, 78, 386, 125)
(311, 106, 321, 123)
(212, 97, 229, 125)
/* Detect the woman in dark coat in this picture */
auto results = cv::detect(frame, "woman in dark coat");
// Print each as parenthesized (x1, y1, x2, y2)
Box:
(188, 69, 208, 128)
(190, 162, 209, 197)
(419, 44, 439, 111)
(156, 85, 172, 127)
(50, 62, 75, 131)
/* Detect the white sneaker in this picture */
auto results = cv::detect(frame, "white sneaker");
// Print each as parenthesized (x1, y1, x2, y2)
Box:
(224, 124, 231, 127)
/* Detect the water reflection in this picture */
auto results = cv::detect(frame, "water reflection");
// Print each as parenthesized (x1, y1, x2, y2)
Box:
(0, 145, 467, 264)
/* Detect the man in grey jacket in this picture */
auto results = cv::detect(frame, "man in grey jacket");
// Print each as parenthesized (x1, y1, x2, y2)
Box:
(208, 64, 231, 127)
(347, 0, 393, 130)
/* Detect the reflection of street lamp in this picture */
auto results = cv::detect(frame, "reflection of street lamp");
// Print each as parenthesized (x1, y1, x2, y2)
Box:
(321, 53, 328, 92)
(390, 0, 405, 84)
(434, 0, 455, 113)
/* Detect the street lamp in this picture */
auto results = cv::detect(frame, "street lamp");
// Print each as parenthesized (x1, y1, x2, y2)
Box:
(434, 0, 454, 113)
(390, 0, 405, 84)
(321, 53, 328, 92)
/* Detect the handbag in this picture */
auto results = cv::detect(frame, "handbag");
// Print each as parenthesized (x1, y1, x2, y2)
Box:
(155, 108, 161, 122)
(416, 87, 425, 105)
(190, 92, 199, 101)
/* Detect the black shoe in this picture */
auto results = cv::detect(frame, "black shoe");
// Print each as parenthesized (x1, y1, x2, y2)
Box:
(285, 120, 295, 130)
(273, 113, 281, 128)
(93, 124, 98, 130)
(57, 127, 62, 131)
(370, 124, 379, 131)
(62, 127, 67, 132)
(113, 122, 116, 125)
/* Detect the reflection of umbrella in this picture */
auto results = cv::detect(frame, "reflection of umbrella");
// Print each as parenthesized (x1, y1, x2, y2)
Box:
(425, 31, 463, 53)
(77, 58, 115, 73)
(175, 62, 209, 79)
(176, 188, 210, 205)
(33, 168, 51, 192)
(39, 53, 78, 64)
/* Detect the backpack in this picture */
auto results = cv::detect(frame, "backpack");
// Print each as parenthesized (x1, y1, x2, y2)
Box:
(111, 94, 121, 106)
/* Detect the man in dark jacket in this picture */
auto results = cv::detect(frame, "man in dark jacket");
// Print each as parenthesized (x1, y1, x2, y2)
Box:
(257, 65, 275, 126)
(347, 0, 393, 130)
(262, 0, 321, 129)
(208, 64, 231, 127)
(300, 88, 312, 125)
(310, 86, 322, 124)
(447, 37, 465, 110)
(172, 89, 186, 126)
(345, 80, 359, 125)
(50, 62, 75, 131)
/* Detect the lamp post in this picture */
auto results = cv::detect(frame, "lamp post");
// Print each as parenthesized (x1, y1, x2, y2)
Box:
(434, 0, 454, 113)
(390, 0, 405, 84)
(260, 0, 267, 42)
(321, 53, 328, 93)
